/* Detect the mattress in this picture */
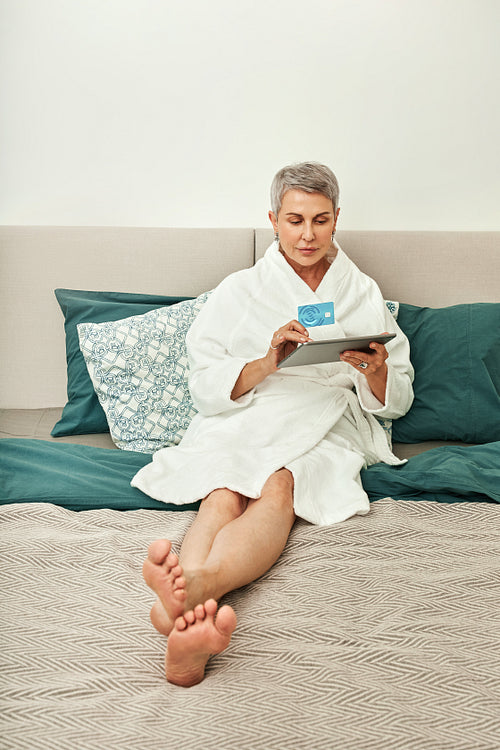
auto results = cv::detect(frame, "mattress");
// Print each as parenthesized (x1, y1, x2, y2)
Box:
(1, 498, 499, 749)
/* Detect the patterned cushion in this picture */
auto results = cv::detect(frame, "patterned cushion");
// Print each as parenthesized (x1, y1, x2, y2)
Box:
(77, 293, 210, 453)
(384, 300, 399, 318)
(51, 289, 192, 437)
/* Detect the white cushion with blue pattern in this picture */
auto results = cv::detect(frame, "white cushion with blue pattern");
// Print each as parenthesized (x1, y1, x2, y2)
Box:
(77, 293, 211, 453)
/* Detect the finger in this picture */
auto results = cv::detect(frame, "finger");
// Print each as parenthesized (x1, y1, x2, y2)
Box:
(271, 320, 310, 349)
(369, 342, 389, 359)
(355, 359, 370, 370)
(280, 330, 313, 344)
(340, 352, 374, 370)
(342, 360, 370, 372)
(342, 347, 385, 362)
(282, 319, 309, 336)
(271, 330, 312, 348)
(341, 350, 373, 359)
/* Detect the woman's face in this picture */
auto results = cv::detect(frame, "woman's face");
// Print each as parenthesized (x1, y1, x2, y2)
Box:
(269, 189, 339, 271)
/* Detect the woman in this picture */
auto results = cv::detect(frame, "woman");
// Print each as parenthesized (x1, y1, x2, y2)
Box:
(133, 162, 414, 687)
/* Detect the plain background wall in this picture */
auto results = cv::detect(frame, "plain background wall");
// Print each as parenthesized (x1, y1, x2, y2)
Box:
(1, 0, 499, 230)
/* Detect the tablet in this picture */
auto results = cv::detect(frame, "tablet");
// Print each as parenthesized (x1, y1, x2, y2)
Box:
(277, 333, 396, 369)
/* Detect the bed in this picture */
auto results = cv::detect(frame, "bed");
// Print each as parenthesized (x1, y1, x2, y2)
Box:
(1, 226, 499, 749)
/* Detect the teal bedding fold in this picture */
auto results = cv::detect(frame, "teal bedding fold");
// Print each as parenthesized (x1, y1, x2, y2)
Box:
(360, 441, 500, 504)
(1, 439, 499, 511)
(0, 439, 200, 512)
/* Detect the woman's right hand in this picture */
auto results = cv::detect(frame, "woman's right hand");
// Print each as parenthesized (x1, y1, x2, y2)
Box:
(266, 320, 313, 369)
(231, 321, 312, 401)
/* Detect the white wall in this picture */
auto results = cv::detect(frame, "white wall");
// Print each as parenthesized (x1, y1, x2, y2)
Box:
(1, 0, 499, 230)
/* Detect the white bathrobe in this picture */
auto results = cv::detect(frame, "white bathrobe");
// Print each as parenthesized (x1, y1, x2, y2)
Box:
(131, 241, 414, 525)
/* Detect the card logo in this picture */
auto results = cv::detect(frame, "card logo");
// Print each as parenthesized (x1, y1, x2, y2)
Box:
(298, 302, 335, 327)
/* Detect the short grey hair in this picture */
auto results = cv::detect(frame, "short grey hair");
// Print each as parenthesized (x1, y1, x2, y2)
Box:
(270, 161, 340, 217)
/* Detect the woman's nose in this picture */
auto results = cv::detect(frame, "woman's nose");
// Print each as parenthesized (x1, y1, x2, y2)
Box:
(302, 223, 314, 240)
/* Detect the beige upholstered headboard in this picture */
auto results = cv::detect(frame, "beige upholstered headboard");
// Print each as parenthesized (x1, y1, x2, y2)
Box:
(256, 229, 500, 307)
(0, 227, 254, 408)
(1, 226, 499, 408)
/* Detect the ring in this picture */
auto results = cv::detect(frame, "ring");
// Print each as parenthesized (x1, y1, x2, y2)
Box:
(270, 343, 280, 350)
(358, 361, 368, 369)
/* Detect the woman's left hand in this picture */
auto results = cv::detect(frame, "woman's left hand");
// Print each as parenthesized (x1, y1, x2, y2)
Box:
(339, 336, 389, 376)
(340, 336, 389, 404)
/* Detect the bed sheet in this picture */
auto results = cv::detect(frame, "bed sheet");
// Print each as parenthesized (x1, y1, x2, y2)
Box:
(1, 498, 499, 750)
(1, 438, 500, 510)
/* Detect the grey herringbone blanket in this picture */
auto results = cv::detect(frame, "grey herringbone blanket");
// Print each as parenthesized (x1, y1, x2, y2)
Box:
(1, 499, 499, 750)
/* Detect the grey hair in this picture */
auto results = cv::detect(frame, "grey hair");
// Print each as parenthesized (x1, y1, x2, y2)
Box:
(270, 161, 340, 217)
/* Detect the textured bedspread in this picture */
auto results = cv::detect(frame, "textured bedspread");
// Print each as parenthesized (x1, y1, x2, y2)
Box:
(1, 499, 499, 749)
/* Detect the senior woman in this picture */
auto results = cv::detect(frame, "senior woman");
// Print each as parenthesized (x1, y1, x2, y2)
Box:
(133, 162, 414, 687)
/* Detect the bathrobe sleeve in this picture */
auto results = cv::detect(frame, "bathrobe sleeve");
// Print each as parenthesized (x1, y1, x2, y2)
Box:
(186, 274, 258, 417)
(354, 304, 414, 420)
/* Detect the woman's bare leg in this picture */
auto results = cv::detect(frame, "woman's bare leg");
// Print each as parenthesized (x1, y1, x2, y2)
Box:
(181, 469, 296, 608)
(147, 469, 296, 686)
(144, 489, 246, 634)
(178, 488, 248, 570)
(144, 469, 295, 629)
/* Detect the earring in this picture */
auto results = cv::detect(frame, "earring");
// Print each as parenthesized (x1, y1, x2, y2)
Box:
(274, 233, 280, 243)
(331, 231, 336, 241)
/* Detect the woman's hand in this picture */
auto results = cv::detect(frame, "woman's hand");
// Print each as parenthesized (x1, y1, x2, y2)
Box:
(340, 335, 390, 404)
(339, 338, 389, 375)
(230, 320, 312, 401)
(266, 320, 313, 369)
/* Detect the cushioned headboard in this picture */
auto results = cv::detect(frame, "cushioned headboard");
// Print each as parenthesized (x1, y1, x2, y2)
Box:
(256, 229, 500, 307)
(1, 226, 499, 408)
(0, 227, 254, 408)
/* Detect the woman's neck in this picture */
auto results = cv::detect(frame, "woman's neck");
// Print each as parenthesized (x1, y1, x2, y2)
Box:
(280, 251, 333, 292)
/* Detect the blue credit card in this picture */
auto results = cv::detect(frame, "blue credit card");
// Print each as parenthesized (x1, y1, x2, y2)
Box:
(298, 302, 335, 327)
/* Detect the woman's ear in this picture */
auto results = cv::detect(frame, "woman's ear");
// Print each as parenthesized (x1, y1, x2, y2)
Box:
(333, 207, 340, 232)
(268, 210, 278, 233)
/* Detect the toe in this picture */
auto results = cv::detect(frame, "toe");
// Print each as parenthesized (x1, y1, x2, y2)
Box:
(194, 604, 206, 620)
(166, 551, 179, 568)
(147, 539, 171, 564)
(216, 605, 237, 636)
(184, 609, 196, 625)
(204, 599, 218, 618)
(174, 615, 188, 631)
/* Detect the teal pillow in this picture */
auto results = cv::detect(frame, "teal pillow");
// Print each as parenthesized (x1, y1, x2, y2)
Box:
(51, 289, 192, 437)
(393, 303, 500, 444)
(0, 439, 200, 512)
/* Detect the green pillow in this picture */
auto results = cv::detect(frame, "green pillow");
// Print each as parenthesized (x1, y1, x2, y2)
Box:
(51, 289, 192, 437)
(0, 439, 200, 512)
(393, 303, 500, 444)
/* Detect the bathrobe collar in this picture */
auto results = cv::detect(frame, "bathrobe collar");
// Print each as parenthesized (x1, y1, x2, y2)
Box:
(265, 239, 350, 299)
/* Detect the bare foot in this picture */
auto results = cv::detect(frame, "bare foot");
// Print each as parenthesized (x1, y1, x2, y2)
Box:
(166, 599, 237, 687)
(143, 540, 187, 634)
